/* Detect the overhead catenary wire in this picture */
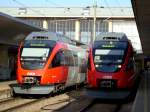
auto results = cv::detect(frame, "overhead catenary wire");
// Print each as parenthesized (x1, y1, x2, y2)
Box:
(117, 0, 133, 17)
(12, 0, 46, 17)
(106, 0, 133, 23)
(45, 0, 62, 7)
(115, 0, 127, 16)
(14, 0, 79, 35)
(103, 0, 114, 17)
(115, 0, 121, 7)
(102, 0, 127, 20)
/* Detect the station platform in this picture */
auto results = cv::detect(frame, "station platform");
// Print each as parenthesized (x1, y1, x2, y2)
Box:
(0, 80, 16, 91)
(132, 71, 150, 112)
(0, 80, 16, 100)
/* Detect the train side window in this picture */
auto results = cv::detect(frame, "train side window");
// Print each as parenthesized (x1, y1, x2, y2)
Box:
(60, 50, 66, 66)
(73, 51, 78, 66)
(63, 50, 75, 66)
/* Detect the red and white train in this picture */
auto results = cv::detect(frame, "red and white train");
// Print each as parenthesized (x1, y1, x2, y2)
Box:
(11, 32, 87, 95)
(86, 32, 140, 99)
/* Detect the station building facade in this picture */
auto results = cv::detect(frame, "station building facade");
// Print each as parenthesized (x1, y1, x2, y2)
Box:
(0, 7, 141, 49)
(0, 7, 142, 80)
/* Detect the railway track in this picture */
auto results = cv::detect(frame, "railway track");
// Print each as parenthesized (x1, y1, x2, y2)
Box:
(0, 88, 84, 112)
(0, 89, 12, 101)
(1, 98, 45, 112)
(79, 100, 96, 112)
(78, 99, 133, 112)
(0, 88, 134, 112)
(0, 97, 14, 104)
(0, 97, 38, 112)
(78, 102, 123, 112)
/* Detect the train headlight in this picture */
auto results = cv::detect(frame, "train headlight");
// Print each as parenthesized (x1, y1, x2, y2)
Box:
(95, 64, 99, 67)
(118, 65, 121, 68)
(24, 77, 37, 84)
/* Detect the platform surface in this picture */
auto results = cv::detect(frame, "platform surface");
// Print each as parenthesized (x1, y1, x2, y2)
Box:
(0, 80, 16, 91)
(132, 71, 150, 112)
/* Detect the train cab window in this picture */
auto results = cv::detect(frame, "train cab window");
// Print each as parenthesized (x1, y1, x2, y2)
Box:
(60, 51, 66, 66)
(50, 49, 77, 68)
(126, 57, 134, 70)
(51, 50, 66, 68)
(87, 55, 91, 70)
(51, 50, 62, 67)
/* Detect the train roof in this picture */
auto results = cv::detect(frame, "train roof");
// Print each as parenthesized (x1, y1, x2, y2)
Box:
(25, 31, 86, 46)
(95, 32, 128, 41)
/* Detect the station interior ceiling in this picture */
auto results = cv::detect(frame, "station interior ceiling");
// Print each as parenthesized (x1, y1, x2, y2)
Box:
(132, 0, 150, 56)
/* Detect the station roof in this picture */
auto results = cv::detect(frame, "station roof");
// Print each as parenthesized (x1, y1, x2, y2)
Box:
(131, 0, 150, 56)
(0, 12, 85, 46)
(0, 7, 134, 18)
(0, 12, 43, 45)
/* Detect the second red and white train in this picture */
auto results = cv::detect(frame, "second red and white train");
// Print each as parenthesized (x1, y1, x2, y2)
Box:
(86, 32, 141, 99)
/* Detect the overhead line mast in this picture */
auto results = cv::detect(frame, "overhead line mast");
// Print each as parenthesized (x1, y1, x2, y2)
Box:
(93, 0, 97, 43)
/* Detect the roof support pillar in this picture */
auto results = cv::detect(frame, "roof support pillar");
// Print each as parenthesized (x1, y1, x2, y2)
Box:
(108, 21, 113, 32)
(43, 20, 48, 29)
(0, 45, 10, 80)
(75, 20, 80, 41)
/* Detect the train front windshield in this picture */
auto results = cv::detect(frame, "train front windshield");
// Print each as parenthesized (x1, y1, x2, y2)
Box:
(20, 40, 55, 70)
(93, 41, 128, 72)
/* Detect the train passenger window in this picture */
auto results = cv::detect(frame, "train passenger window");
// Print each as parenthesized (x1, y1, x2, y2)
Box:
(63, 50, 75, 66)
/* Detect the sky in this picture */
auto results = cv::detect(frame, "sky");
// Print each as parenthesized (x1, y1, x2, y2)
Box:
(0, 0, 131, 7)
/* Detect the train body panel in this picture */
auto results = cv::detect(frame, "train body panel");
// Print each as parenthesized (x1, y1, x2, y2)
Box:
(86, 32, 140, 99)
(87, 70, 135, 89)
(11, 32, 87, 95)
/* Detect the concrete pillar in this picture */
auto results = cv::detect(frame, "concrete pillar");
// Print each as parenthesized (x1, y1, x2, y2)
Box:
(43, 20, 48, 29)
(108, 21, 113, 32)
(0, 45, 10, 80)
(75, 20, 80, 41)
